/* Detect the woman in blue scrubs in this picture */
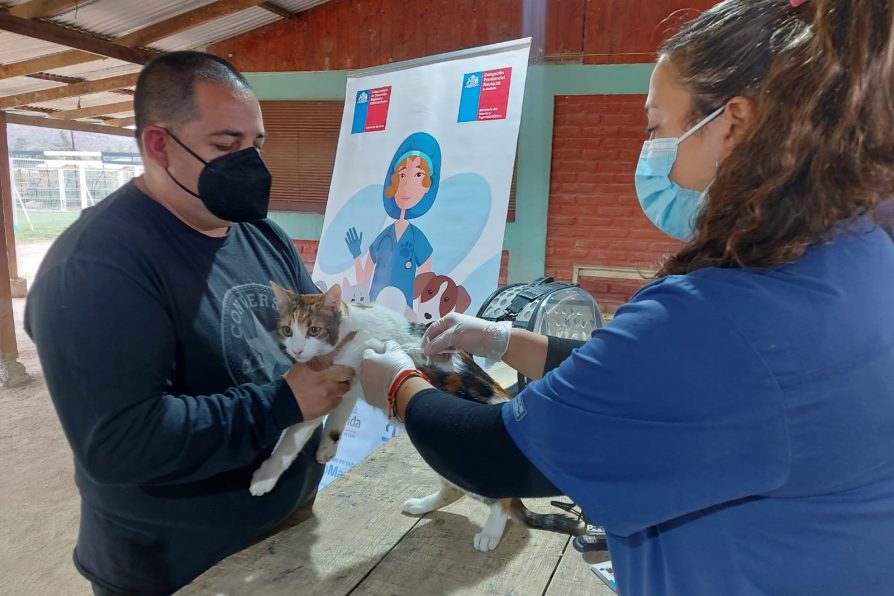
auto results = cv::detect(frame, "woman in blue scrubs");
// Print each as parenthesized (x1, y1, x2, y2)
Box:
(346, 132, 440, 307)
(360, 1, 894, 594)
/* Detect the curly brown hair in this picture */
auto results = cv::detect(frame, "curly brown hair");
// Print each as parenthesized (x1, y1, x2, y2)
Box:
(658, 0, 894, 277)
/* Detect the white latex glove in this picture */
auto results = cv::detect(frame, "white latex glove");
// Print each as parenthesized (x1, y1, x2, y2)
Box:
(359, 340, 417, 413)
(421, 312, 512, 361)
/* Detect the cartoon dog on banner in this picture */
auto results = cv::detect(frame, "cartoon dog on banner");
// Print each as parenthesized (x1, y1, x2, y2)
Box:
(412, 271, 472, 323)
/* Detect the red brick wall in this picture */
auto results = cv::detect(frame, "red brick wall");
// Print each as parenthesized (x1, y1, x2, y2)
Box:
(583, 0, 717, 64)
(211, 0, 718, 71)
(293, 240, 320, 273)
(545, 95, 682, 314)
(211, 0, 524, 72)
(498, 250, 509, 287)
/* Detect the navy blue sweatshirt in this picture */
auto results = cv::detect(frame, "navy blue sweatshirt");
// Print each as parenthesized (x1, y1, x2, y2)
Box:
(25, 181, 323, 595)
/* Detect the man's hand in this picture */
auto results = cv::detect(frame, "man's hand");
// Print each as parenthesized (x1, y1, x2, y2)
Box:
(283, 361, 355, 421)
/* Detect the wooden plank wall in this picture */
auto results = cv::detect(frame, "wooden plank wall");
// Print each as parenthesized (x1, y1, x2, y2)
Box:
(210, 0, 719, 71)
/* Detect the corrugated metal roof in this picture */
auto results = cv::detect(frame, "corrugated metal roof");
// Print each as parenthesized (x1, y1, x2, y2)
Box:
(23, 0, 331, 49)
(45, 59, 142, 81)
(150, 7, 280, 52)
(51, 0, 222, 40)
(272, 0, 331, 13)
(150, 1, 332, 52)
(0, 31, 68, 63)
(0, 76, 64, 96)
(103, 109, 134, 118)
(1, 0, 42, 7)
(0, 0, 332, 121)
(0, 76, 134, 104)
(31, 91, 134, 112)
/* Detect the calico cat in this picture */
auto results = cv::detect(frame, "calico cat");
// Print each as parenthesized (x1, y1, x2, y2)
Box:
(250, 282, 585, 551)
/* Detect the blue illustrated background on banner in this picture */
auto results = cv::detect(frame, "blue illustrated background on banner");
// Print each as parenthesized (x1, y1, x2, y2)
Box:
(457, 252, 502, 315)
(413, 171, 491, 272)
(317, 171, 492, 283)
(316, 184, 387, 275)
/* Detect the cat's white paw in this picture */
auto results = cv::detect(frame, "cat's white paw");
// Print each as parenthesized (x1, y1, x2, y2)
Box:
(402, 496, 435, 515)
(249, 459, 283, 496)
(249, 473, 278, 496)
(474, 529, 502, 552)
(315, 438, 338, 464)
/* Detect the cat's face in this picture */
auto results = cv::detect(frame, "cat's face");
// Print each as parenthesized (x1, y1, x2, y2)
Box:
(271, 282, 344, 362)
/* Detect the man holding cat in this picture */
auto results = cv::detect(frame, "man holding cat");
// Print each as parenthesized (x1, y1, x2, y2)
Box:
(25, 52, 354, 595)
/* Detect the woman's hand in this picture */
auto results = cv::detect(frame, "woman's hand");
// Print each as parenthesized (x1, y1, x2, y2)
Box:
(421, 313, 512, 361)
(359, 341, 417, 412)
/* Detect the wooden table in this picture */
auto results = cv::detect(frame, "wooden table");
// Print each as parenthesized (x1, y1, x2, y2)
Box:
(179, 433, 613, 595)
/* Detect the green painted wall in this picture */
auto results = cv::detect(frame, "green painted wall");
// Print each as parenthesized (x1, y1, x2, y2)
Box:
(249, 63, 654, 283)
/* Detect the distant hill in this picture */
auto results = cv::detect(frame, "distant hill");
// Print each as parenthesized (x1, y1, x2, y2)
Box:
(7, 123, 139, 154)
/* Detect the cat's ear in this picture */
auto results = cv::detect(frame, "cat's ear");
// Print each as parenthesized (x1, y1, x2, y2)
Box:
(271, 281, 292, 315)
(323, 283, 343, 311)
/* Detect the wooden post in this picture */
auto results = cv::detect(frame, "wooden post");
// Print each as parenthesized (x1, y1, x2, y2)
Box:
(0, 112, 17, 280)
(0, 111, 30, 388)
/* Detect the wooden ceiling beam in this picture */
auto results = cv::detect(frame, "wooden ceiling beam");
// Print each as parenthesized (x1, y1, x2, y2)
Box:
(5, 112, 135, 137)
(49, 99, 133, 120)
(0, 0, 269, 81)
(259, 2, 299, 20)
(0, 72, 139, 109)
(103, 115, 135, 127)
(115, 0, 268, 48)
(8, 0, 95, 20)
(0, 50, 97, 80)
(0, 9, 155, 64)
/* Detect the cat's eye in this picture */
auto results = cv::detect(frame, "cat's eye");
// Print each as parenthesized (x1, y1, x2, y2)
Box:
(280, 325, 292, 337)
(308, 326, 322, 337)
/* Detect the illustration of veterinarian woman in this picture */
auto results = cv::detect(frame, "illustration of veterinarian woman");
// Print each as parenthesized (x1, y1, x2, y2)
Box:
(345, 132, 440, 307)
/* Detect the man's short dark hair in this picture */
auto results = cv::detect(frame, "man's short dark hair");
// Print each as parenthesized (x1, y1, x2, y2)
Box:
(133, 51, 253, 149)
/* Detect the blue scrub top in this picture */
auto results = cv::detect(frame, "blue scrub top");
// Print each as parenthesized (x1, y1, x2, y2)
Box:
(504, 220, 894, 595)
(368, 222, 433, 306)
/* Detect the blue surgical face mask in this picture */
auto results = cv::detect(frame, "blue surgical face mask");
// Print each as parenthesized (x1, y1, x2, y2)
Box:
(634, 106, 724, 240)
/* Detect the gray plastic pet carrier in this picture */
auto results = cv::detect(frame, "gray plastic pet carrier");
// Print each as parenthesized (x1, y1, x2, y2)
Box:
(477, 277, 603, 391)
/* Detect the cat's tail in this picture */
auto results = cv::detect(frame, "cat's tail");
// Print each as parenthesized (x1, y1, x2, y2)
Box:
(510, 499, 586, 535)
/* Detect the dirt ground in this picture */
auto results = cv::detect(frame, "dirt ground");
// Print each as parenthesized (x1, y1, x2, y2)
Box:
(0, 241, 90, 596)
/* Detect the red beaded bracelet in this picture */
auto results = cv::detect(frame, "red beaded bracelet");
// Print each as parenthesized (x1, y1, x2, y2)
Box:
(387, 369, 431, 422)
